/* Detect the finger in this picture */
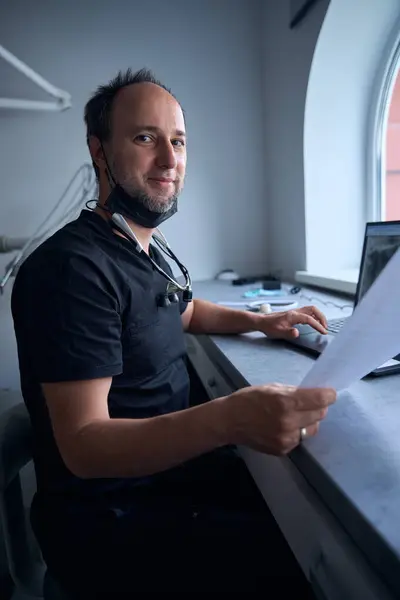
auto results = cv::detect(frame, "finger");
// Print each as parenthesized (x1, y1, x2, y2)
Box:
(295, 310, 327, 332)
(285, 422, 320, 453)
(293, 407, 328, 428)
(294, 388, 337, 411)
(281, 408, 327, 435)
(302, 305, 328, 328)
(289, 312, 328, 334)
(286, 327, 300, 339)
(299, 422, 319, 440)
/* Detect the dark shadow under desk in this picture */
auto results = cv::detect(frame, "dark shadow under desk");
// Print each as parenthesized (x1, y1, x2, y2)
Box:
(185, 280, 400, 600)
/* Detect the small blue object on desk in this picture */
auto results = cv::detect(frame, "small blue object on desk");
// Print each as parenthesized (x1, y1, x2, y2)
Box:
(243, 288, 286, 298)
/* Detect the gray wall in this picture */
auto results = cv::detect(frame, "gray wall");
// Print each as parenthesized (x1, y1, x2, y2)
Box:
(261, 0, 330, 278)
(0, 0, 267, 391)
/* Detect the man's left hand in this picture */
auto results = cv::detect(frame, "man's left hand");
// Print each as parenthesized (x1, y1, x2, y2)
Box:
(259, 305, 328, 340)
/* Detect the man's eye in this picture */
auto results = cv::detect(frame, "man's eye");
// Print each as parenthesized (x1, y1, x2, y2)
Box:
(135, 135, 152, 143)
(172, 139, 185, 147)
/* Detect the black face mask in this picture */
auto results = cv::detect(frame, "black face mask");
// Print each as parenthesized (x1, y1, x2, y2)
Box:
(105, 183, 178, 229)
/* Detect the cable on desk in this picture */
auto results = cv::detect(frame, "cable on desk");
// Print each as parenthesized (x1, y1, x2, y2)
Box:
(297, 293, 353, 311)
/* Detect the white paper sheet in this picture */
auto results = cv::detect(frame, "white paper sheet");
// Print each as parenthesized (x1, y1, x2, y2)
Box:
(300, 247, 400, 391)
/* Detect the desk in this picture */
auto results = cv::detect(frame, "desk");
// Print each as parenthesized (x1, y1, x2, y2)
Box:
(186, 280, 400, 600)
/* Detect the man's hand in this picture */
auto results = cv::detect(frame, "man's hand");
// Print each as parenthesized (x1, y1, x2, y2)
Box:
(224, 384, 336, 455)
(259, 305, 328, 340)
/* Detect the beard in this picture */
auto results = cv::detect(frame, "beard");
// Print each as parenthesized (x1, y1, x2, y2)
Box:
(121, 183, 178, 213)
(111, 161, 181, 214)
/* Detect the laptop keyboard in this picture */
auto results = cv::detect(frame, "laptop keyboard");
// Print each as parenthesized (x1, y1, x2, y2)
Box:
(327, 318, 346, 334)
(295, 317, 348, 336)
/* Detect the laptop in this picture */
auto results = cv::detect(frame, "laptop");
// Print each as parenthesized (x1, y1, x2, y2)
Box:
(288, 220, 400, 377)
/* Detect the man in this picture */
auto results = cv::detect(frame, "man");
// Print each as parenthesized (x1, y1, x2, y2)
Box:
(11, 68, 335, 598)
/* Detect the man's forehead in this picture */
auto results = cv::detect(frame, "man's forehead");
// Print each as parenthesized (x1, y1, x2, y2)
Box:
(112, 82, 185, 129)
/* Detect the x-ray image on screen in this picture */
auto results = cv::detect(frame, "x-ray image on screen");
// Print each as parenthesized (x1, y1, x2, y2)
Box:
(358, 234, 400, 301)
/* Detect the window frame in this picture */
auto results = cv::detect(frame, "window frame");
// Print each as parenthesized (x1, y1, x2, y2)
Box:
(369, 31, 400, 223)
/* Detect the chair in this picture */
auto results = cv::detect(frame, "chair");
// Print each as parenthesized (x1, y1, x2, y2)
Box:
(0, 401, 71, 599)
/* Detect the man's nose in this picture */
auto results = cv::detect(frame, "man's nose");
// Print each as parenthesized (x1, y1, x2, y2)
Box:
(156, 141, 177, 170)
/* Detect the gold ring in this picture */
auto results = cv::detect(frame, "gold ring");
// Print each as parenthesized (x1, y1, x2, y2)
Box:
(300, 427, 307, 442)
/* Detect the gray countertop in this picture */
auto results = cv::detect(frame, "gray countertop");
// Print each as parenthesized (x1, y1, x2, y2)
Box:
(192, 279, 400, 596)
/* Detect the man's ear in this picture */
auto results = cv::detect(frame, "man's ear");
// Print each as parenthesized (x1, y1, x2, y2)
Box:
(88, 136, 106, 174)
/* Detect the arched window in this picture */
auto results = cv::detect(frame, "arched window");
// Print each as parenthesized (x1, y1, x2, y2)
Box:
(300, 3, 400, 294)
(382, 46, 400, 220)
(373, 38, 400, 221)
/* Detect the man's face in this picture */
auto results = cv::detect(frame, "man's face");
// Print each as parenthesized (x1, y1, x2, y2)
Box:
(106, 82, 186, 213)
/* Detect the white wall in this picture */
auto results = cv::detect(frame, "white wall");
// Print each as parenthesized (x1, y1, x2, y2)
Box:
(261, 0, 330, 278)
(262, 0, 400, 283)
(0, 0, 267, 390)
(304, 0, 400, 275)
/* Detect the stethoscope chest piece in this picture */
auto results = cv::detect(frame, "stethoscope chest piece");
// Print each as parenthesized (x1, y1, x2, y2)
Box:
(157, 292, 180, 308)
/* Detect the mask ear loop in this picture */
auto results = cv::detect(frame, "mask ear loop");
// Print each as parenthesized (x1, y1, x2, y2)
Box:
(94, 144, 193, 302)
(85, 199, 98, 211)
(88, 142, 116, 216)
(100, 142, 118, 188)
(94, 144, 143, 252)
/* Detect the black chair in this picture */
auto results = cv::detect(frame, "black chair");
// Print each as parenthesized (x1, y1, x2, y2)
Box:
(0, 402, 72, 599)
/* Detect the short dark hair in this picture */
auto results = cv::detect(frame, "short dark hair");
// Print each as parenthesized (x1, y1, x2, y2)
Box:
(84, 68, 182, 177)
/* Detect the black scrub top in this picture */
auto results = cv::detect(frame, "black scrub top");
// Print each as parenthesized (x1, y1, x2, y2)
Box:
(11, 210, 190, 503)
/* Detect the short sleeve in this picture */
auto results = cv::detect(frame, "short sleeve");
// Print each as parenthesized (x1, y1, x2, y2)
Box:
(12, 252, 123, 383)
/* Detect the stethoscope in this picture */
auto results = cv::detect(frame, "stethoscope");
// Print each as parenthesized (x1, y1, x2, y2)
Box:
(108, 211, 193, 308)
(91, 144, 192, 307)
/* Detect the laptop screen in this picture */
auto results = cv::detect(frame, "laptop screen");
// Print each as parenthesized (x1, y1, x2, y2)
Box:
(357, 221, 400, 304)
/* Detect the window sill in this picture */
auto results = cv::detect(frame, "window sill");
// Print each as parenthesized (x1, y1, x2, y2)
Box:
(295, 269, 359, 295)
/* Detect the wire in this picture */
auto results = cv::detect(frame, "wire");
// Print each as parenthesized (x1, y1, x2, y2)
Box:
(0, 163, 96, 292)
(296, 292, 353, 312)
(250, 272, 355, 313)
(28, 164, 95, 243)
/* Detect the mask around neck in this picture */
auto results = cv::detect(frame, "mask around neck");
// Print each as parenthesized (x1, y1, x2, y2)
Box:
(105, 184, 177, 229)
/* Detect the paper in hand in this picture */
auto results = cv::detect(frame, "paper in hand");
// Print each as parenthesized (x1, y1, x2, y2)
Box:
(300, 247, 400, 391)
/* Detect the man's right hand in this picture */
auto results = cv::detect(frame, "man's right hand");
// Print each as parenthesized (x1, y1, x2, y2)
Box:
(42, 377, 335, 479)
(224, 384, 336, 455)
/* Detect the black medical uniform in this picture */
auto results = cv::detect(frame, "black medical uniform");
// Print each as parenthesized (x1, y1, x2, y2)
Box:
(11, 210, 313, 598)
